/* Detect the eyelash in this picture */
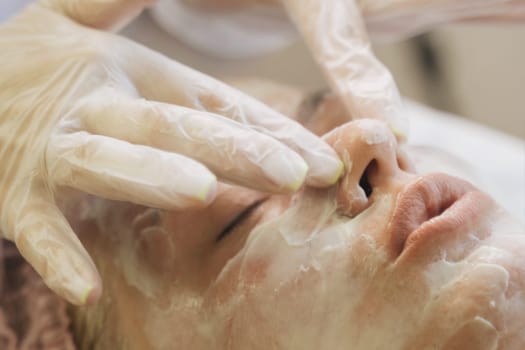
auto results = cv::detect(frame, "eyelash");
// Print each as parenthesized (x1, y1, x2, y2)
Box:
(216, 199, 265, 242)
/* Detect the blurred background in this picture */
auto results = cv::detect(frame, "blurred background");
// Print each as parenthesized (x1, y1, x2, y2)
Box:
(376, 27, 525, 140)
(123, 12, 525, 139)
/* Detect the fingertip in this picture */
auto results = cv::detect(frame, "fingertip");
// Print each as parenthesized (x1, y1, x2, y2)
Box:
(61, 267, 103, 306)
(197, 175, 218, 205)
(304, 151, 344, 188)
(56, 273, 100, 306)
(83, 280, 103, 306)
(15, 232, 100, 306)
(178, 170, 218, 208)
(326, 158, 345, 185)
(386, 113, 409, 144)
(260, 150, 309, 192)
(289, 160, 309, 192)
(393, 127, 408, 143)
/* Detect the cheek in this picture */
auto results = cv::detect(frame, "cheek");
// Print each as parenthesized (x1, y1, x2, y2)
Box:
(211, 196, 396, 308)
(219, 240, 404, 349)
(208, 227, 362, 340)
(206, 195, 417, 346)
(135, 227, 176, 274)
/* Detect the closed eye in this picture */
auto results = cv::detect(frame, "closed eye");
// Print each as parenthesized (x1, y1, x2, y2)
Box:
(216, 199, 265, 242)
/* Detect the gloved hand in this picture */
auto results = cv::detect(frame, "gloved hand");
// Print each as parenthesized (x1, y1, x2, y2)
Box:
(281, 0, 407, 140)
(287, 0, 523, 134)
(0, 0, 342, 305)
(178, 0, 524, 140)
(171, 0, 408, 139)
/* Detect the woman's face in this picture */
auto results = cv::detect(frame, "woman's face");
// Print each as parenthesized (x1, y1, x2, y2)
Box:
(67, 101, 525, 350)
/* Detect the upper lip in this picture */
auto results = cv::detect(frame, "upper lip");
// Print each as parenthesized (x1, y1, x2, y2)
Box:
(387, 173, 493, 259)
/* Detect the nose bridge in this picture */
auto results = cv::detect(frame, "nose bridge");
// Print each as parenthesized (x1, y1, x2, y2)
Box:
(325, 120, 399, 217)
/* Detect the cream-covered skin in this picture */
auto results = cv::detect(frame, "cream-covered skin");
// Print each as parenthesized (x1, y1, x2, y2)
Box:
(64, 89, 525, 349)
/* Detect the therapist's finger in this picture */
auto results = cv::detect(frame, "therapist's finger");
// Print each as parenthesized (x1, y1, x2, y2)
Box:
(281, 0, 409, 141)
(185, 81, 344, 187)
(47, 132, 218, 210)
(39, 0, 156, 30)
(76, 93, 309, 193)
(118, 46, 343, 187)
(12, 187, 101, 305)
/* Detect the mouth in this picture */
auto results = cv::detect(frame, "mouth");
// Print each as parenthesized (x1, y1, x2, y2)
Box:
(388, 173, 494, 259)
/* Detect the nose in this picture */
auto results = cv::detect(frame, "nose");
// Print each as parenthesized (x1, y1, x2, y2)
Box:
(324, 120, 403, 217)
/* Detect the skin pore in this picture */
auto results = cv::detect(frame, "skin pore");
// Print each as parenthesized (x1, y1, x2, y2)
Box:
(63, 82, 525, 350)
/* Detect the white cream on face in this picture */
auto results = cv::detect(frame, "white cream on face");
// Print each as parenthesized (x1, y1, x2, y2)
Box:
(69, 184, 525, 349)
(66, 120, 525, 349)
(139, 169, 524, 348)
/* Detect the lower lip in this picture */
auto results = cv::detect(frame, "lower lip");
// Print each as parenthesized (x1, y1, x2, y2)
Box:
(389, 174, 494, 258)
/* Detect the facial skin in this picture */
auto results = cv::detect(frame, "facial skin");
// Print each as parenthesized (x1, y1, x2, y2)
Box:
(64, 86, 525, 350)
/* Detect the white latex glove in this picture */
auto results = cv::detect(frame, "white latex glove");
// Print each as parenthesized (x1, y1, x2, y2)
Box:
(281, 0, 407, 140)
(173, 0, 408, 139)
(176, 0, 524, 139)
(0, 0, 342, 305)
(285, 0, 523, 136)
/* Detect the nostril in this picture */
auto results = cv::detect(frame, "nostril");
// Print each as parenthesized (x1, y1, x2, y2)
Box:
(359, 173, 372, 198)
(329, 120, 403, 218)
(359, 161, 376, 198)
(337, 160, 378, 218)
